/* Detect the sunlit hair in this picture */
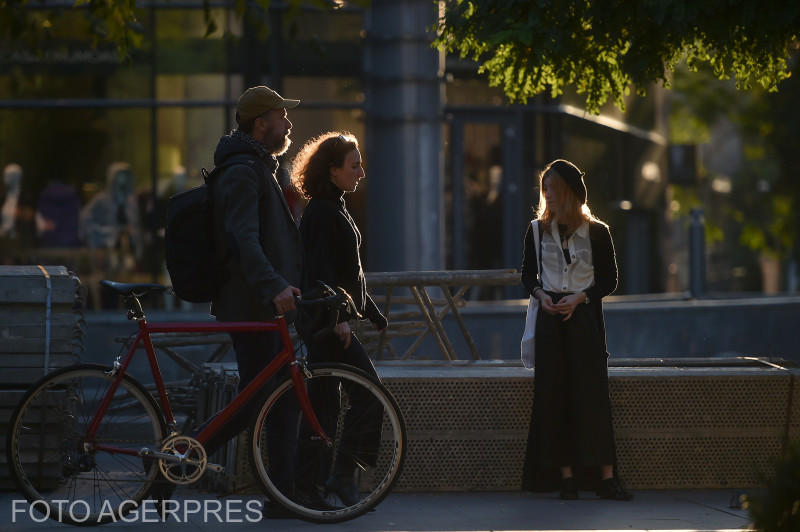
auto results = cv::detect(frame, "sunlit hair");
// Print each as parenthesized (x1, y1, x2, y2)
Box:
(291, 131, 359, 199)
(535, 159, 604, 233)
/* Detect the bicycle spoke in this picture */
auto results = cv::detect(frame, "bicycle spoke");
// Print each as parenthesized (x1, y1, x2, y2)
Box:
(95, 462, 138, 501)
(250, 364, 405, 523)
(8, 366, 165, 525)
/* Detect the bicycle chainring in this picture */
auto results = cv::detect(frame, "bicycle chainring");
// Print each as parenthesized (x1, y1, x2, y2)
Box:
(158, 435, 207, 485)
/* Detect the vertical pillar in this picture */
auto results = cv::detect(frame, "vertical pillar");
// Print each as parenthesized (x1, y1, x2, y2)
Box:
(364, 0, 443, 271)
(241, 7, 265, 88)
(689, 208, 706, 298)
(624, 211, 651, 294)
(149, 5, 159, 282)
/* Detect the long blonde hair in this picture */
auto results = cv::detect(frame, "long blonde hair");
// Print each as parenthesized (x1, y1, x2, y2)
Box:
(535, 160, 604, 234)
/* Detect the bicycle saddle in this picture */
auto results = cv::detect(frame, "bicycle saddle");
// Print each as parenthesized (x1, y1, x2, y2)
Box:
(100, 279, 168, 297)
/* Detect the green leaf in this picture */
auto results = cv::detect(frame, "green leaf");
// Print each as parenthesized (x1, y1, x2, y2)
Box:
(434, 0, 799, 114)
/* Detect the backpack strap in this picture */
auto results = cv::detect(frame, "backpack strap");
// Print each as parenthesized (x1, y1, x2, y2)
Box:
(204, 155, 267, 270)
(202, 155, 261, 186)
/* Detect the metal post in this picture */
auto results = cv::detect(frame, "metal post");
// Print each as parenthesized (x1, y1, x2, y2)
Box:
(689, 208, 706, 298)
(149, 5, 159, 283)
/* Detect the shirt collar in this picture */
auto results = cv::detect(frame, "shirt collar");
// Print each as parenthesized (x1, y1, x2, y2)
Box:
(575, 221, 590, 239)
(549, 221, 590, 240)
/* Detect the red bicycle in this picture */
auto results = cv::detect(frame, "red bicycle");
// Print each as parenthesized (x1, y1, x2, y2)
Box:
(6, 280, 406, 525)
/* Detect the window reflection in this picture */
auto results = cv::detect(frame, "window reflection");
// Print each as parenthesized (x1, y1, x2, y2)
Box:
(0, 5, 366, 309)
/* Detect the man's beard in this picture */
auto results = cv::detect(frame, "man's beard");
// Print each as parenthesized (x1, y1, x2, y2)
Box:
(264, 131, 291, 156)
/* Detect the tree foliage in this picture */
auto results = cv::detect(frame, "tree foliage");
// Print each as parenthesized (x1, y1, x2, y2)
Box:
(668, 59, 799, 263)
(743, 441, 800, 532)
(1, 0, 146, 56)
(0, 0, 362, 57)
(435, 0, 800, 113)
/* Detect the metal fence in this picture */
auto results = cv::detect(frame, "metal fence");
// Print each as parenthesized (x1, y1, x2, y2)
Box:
(357, 269, 521, 361)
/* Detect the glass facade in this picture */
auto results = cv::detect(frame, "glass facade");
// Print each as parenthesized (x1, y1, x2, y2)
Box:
(0, 3, 366, 308)
(1, 2, 671, 306)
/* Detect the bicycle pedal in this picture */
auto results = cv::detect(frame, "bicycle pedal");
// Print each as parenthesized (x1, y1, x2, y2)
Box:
(206, 463, 225, 473)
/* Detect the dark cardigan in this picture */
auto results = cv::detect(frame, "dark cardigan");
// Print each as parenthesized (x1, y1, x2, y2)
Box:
(299, 182, 385, 328)
(520, 219, 618, 353)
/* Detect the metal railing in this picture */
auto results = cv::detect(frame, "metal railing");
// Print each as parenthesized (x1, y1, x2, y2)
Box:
(112, 268, 523, 419)
(355, 269, 521, 361)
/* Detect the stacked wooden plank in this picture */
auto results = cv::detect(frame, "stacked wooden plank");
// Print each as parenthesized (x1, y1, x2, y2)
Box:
(0, 265, 85, 490)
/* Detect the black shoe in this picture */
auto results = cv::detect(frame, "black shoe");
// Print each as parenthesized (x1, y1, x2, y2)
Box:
(596, 477, 633, 501)
(149, 479, 176, 521)
(144, 455, 176, 508)
(294, 488, 338, 511)
(327, 474, 360, 507)
(149, 480, 176, 501)
(261, 499, 296, 520)
(559, 477, 578, 500)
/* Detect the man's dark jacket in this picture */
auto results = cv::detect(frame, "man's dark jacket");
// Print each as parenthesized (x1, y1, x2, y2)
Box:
(210, 130, 302, 321)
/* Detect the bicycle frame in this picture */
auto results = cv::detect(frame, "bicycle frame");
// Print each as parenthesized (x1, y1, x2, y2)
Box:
(87, 314, 331, 458)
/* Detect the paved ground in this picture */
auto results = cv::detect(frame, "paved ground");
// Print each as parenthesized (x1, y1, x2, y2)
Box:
(1, 488, 753, 531)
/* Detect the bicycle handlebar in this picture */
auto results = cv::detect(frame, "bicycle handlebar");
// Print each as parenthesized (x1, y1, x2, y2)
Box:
(295, 292, 359, 316)
(292, 283, 363, 342)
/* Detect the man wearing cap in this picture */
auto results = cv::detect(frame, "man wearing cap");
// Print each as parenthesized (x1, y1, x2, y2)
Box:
(210, 85, 302, 325)
(204, 85, 310, 516)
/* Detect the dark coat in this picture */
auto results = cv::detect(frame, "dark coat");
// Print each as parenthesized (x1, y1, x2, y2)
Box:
(210, 131, 303, 322)
(520, 219, 618, 353)
(520, 219, 620, 490)
(299, 182, 385, 328)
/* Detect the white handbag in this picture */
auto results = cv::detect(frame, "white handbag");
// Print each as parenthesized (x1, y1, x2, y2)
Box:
(520, 220, 541, 369)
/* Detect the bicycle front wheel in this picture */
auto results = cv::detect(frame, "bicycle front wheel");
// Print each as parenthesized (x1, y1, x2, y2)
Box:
(250, 363, 405, 522)
(6, 364, 167, 526)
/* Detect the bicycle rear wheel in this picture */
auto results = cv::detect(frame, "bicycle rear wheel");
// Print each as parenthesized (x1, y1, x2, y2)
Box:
(250, 363, 405, 522)
(6, 364, 167, 525)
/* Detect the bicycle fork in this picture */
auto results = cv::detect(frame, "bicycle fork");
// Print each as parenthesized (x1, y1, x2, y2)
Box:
(289, 361, 333, 447)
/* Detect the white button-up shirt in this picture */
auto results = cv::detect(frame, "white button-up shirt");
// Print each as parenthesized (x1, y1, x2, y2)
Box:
(540, 221, 595, 294)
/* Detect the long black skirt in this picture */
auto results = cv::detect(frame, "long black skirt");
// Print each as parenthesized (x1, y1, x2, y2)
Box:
(300, 331, 383, 473)
(521, 298, 617, 491)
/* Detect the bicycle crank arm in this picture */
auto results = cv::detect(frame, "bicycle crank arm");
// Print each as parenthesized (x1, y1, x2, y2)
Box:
(139, 448, 185, 463)
(139, 448, 225, 473)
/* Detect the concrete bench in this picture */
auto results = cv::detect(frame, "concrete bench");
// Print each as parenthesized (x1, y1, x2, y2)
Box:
(379, 361, 799, 491)
(200, 359, 800, 492)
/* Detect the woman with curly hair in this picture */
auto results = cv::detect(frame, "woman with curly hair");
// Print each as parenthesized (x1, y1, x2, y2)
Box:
(291, 131, 387, 507)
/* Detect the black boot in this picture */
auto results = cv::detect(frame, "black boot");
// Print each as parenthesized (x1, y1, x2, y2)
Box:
(326, 472, 360, 507)
(559, 476, 578, 500)
(596, 477, 633, 500)
(261, 499, 295, 520)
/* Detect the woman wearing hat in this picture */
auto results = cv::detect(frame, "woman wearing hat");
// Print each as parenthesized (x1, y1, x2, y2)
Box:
(520, 159, 631, 501)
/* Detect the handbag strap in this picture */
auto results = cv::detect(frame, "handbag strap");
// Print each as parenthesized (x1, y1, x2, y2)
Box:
(532, 220, 543, 282)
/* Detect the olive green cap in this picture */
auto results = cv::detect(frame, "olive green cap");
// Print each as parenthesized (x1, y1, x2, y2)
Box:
(236, 85, 300, 123)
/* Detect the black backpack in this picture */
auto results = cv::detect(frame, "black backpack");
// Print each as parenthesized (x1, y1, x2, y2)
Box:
(165, 156, 258, 302)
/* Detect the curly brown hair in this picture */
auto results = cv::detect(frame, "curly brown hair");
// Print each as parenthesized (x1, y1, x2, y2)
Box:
(291, 131, 359, 199)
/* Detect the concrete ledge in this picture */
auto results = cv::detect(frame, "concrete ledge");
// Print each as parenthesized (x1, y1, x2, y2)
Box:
(377, 362, 799, 490)
(196, 360, 798, 492)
